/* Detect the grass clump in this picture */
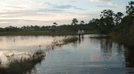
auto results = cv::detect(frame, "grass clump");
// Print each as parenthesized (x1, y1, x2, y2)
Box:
(52, 36, 78, 46)
(62, 36, 78, 44)
(0, 50, 45, 74)
(46, 36, 78, 50)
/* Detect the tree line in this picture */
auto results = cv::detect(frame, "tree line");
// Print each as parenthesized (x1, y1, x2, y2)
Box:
(111, 1, 134, 47)
(0, 1, 133, 33)
(0, 1, 133, 46)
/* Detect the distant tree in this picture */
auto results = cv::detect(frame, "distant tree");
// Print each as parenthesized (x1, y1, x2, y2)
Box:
(112, 1, 134, 46)
(100, 9, 115, 33)
(126, 1, 134, 16)
(53, 22, 58, 25)
(88, 18, 99, 30)
(100, 9, 114, 18)
(0, 27, 5, 32)
(51, 22, 58, 32)
(71, 18, 78, 25)
(120, 1, 134, 30)
(30, 25, 34, 30)
(80, 20, 84, 25)
(119, 4, 134, 31)
(4, 26, 18, 31)
(21, 26, 27, 30)
(114, 12, 124, 25)
(34, 25, 40, 30)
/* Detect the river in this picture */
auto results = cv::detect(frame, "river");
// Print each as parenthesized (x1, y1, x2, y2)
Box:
(0, 34, 134, 74)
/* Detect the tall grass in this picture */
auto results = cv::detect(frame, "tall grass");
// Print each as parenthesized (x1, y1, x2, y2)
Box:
(0, 50, 45, 74)
(46, 36, 78, 50)
(110, 31, 134, 47)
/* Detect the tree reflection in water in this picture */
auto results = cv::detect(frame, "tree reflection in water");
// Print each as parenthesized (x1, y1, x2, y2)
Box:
(100, 38, 112, 55)
(125, 47, 134, 67)
(91, 36, 134, 68)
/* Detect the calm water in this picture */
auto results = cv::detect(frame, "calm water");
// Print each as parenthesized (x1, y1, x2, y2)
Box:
(0, 35, 134, 74)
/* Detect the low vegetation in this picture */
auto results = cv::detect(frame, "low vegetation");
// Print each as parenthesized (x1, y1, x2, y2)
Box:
(46, 36, 78, 50)
(62, 36, 78, 44)
(0, 50, 45, 74)
(0, 30, 99, 36)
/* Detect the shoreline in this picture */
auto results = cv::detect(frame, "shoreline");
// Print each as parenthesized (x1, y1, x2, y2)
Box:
(0, 30, 99, 36)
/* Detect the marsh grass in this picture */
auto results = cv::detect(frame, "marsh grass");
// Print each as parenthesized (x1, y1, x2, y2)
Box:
(0, 36, 78, 74)
(110, 32, 134, 47)
(46, 36, 78, 50)
(52, 36, 78, 46)
(0, 50, 45, 74)
(62, 36, 78, 44)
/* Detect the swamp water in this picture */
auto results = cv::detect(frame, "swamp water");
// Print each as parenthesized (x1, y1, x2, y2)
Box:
(0, 34, 134, 74)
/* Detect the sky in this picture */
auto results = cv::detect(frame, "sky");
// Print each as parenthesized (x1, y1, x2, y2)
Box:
(0, 0, 132, 27)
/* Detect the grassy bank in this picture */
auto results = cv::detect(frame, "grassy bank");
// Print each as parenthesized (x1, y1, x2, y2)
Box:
(110, 32, 134, 47)
(0, 30, 99, 36)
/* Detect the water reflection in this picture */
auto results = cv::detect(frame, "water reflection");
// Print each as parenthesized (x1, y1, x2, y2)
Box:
(90, 36, 134, 68)
(100, 38, 112, 54)
(78, 36, 85, 45)
(78, 38, 81, 44)
(81, 36, 84, 42)
(0, 36, 64, 50)
(125, 48, 134, 67)
(0, 35, 134, 74)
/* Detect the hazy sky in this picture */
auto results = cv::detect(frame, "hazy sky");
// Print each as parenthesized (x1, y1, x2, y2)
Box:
(0, 0, 132, 27)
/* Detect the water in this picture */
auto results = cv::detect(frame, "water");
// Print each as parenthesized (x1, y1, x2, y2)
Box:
(0, 34, 134, 74)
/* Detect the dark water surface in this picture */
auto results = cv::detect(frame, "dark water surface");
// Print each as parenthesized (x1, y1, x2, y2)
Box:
(35, 35, 134, 74)
(0, 35, 134, 74)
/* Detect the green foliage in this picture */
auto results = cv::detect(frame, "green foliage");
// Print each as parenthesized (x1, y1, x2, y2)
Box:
(110, 1, 134, 47)
(114, 12, 124, 25)
(71, 18, 78, 25)
(126, 1, 134, 16)
(100, 9, 115, 33)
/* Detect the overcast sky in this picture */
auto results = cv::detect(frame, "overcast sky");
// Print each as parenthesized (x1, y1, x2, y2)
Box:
(0, 0, 132, 27)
